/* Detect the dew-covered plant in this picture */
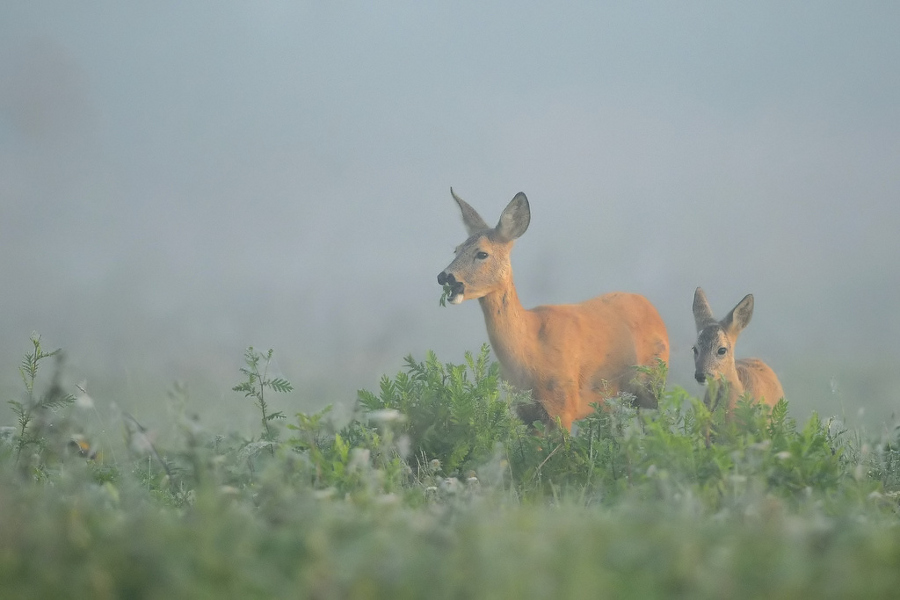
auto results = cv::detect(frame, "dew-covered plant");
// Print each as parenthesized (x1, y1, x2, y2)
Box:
(232, 347, 292, 453)
(357, 344, 521, 477)
(5, 334, 74, 474)
(1, 337, 898, 599)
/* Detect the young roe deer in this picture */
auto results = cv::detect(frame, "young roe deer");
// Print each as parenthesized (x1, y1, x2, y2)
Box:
(691, 287, 784, 411)
(437, 189, 670, 431)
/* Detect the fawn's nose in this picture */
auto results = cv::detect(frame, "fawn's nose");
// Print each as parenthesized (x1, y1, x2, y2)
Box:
(437, 272, 456, 286)
(695, 371, 707, 384)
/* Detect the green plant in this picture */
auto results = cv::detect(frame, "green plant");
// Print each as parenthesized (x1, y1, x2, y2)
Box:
(3, 338, 900, 598)
(6, 334, 74, 473)
(503, 384, 853, 511)
(357, 344, 520, 476)
(283, 405, 409, 500)
(633, 358, 669, 405)
(439, 283, 453, 307)
(232, 347, 292, 452)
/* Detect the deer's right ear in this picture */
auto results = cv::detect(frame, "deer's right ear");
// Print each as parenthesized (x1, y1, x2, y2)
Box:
(450, 188, 490, 236)
(692, 287, 716, 332)
(496, 192, 531, 242)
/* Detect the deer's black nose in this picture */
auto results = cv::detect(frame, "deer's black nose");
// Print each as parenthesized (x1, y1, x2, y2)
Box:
(695, 372, 707, 384)
(437, 272, 455, 286)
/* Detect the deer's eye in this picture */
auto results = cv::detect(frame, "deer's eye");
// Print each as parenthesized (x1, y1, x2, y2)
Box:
(475, 251, 489, 260)
(717, 347, 727, 356)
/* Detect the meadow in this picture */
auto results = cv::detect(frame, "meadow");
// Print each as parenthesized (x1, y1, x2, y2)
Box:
(2, 334, 900, 599)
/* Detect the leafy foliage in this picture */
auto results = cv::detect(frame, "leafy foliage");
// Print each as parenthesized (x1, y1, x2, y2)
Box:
(1, 337, 899, 598)
(5, 334, 74, 474)
(232, 347, 291, 450)
(439, 282, 454, 307)
(357, 344, 520, 476)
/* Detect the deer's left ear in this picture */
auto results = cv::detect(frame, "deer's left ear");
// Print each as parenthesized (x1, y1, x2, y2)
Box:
(723, 294, 754, 337)
(496, 192, 530, 242)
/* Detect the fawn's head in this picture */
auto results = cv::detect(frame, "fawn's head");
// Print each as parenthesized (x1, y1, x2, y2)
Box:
(437, 189, 530, 304)
(691, 288, 754, 384)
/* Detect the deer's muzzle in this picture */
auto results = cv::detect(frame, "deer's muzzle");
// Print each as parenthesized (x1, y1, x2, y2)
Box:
(437, 272, 465, 303)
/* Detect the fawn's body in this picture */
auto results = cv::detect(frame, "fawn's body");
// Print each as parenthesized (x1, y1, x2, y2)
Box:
(438, 189, 669, 431)
(692, 287, 784, 410)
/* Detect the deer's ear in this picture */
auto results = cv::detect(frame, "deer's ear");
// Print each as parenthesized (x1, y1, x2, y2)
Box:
(450, 188, 490, 236)
(723, 294, 754, 337)
(496, 192, 530, 242)
(692, 287, 716, 332)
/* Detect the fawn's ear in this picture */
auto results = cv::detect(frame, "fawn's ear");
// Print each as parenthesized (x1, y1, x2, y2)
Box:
(495, 192, 531, 242)
(450, 187, 490, 236)
(723, 294, 754, 338)
(692, 287, 716, 332)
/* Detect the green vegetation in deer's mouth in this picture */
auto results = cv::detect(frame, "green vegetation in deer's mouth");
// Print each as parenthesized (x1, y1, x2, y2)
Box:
(439, 282, 454, 306)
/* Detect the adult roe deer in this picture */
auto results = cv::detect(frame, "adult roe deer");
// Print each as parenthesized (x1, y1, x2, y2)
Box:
(691, 287, 784, 411)
(437, 189, 670, 431)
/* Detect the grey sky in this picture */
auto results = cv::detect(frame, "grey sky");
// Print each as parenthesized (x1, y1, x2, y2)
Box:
(1, 2, 898, 427)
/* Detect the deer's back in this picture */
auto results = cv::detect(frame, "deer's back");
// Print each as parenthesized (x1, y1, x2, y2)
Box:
(529, 292, 668, 370)
(582, 292, 669, 364)
(736, 358, 784, 406)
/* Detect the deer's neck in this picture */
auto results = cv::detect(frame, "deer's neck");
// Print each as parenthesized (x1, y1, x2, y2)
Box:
(477, 277, 536, 378)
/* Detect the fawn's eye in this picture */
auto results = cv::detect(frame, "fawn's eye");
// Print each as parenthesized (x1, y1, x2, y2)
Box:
(476, 251, 489, 260)
(717, 347, 727, 356)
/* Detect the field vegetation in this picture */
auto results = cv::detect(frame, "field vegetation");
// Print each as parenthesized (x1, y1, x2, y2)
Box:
(2, 334, 900, 598)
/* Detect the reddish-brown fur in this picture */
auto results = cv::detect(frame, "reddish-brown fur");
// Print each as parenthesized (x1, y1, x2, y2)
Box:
(438, 189, 669, 431)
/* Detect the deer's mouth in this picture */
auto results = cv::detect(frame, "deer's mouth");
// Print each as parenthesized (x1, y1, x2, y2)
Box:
(444, 282, 465, 304)
(438, 272, 465, 305)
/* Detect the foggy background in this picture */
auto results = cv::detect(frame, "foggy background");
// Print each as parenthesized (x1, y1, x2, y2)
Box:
(1, 2, 898, 434)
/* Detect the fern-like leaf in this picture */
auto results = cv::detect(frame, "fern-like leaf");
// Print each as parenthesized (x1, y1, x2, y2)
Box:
(268, 378, 294, 393)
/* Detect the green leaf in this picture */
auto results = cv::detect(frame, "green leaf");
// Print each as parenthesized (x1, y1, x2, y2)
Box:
(268, 378, 294, 393)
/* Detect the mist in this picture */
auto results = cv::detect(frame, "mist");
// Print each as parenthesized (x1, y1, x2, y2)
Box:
(1, 2, 898, 432)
